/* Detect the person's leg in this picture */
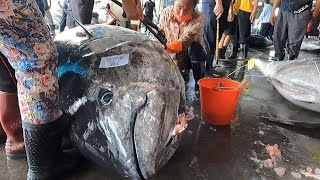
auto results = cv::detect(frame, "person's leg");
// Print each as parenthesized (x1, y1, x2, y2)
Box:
(218, 33, 227, 59)
(267, 23, 274, 40)
(60, 2, 68, 32)
(224, 35, 231, 47)
(72, 0, 95, 26)
(273, 10, 288, 61)
(0, 0, 76, 179)
(200, 1, 216, 70)
(259, 23, 269, 37)
(189, 42, 207, 91)
(0, 53, 25, 160)
(287, 9, 311, 60)
(237, 10, 251, 59)
(229, 15, 239, 59)
(200, 0, 229, 72)
(44, 10, 55, 35)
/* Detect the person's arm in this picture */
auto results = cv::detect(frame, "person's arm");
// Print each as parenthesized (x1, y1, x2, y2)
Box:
(249, 0, 259, 23)
(270, 0, 281, 26)
(166, 15, 205, 53)
(259, 6, 266, 21)
(312, 0, 320, 19)
(227, 1, 234, 22)
(214, 0, 224, 19)
(154, 6, 157, 16)
(179, 15, 205, 49)
(48, 0, 51, 9)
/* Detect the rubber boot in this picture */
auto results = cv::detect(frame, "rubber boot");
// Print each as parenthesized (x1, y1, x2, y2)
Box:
(288, 54, 295, 60)
(49, 25, 55, 36)
(239, 44, 248, 59)
(23, 114, 79, 180)
(0, 91, 25, 160)
(218, 47, 227, 60)
(191, 62, 205, 92)
(228, 43, 238, 59)
(0, 125, 5, 140)
(205, 55, 214, 75)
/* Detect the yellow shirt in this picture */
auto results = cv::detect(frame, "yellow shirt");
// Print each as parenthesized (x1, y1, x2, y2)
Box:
(239, 0, 253, 13)
(233, 0, 241, 15)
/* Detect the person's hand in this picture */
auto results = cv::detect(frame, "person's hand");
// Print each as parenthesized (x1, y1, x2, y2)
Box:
(249, 11, 256, 23)
(311, 9, 319, 20)
(270, 12, 276, 26)
(227, 8, 234, 22)
(317, 24, 320, 30)
(214, 2, 224, 19)
(166, 40, 183, 54)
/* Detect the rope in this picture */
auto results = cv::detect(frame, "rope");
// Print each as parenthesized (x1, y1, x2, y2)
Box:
(215, 19, 220, 65)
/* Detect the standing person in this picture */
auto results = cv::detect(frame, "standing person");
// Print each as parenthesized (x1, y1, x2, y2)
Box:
(144, 0, 157, 21)
(159, 0, 207, 91)
(270, 0, 320, 61)
(60, 0, 68, 32)
(218, 0, 240, 60)
(199, 0, 231, 74)
(44, 0, 56, 35)
(306, 8, 320, 39)
(0, 53, 25, 160)
(67, 0, 95, 29)
(0, 0, 144, 179)
(237, 0, 258, 59)
(258, 0, 273, 40)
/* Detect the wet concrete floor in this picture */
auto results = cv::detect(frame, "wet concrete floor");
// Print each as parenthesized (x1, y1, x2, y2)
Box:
(0, 47, 320, 180)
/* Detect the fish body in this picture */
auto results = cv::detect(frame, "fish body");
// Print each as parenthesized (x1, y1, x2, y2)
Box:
(54, 25, 187, 179)
(300, 38, 320, 51)
(250, 34, 273, 49)
(254, 58, 320, 113)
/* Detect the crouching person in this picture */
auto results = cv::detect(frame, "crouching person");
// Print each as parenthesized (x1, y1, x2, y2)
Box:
(159, 0, 208, 91)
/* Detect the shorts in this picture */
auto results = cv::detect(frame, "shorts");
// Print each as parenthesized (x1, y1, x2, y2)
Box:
(224, 19, 236, 36)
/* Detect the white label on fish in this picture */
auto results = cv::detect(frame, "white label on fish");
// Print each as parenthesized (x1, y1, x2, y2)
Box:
(99, 54, 129, 68)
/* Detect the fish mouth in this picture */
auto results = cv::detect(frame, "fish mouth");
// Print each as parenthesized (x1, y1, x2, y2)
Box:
(132, 87, 183, 179)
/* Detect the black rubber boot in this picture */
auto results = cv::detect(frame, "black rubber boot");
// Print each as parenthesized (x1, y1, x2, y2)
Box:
(288, 54, 295, 60)
(205, 55, 214, 73)
(191, 62, 205, 92)
(23, 114, 78, 180)
(49, 25, 55, 36)
(218, 47, 227, 60)
(229, 45, 238, 59)
(239, 44, 248, 59)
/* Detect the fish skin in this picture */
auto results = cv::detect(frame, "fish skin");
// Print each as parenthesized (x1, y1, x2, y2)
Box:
(250, 34, 273, 49)
(253, 58, 320, 113)
(301, 38, 320, 51)
(54, 25, 188, 179)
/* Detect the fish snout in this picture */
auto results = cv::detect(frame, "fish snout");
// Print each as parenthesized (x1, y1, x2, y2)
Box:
(133, 88, 182, 179)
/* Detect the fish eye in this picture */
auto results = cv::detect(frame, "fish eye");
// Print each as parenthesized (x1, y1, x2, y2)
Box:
(98, 89, 113, 107)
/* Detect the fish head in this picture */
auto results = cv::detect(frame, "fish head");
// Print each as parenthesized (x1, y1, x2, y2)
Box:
(55, 25, 186, 179)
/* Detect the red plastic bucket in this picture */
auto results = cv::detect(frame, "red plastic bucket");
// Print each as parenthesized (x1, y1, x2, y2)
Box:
(198, 78, 242, 126)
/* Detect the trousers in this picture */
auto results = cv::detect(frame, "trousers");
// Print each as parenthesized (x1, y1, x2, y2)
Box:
(274, 9, 310, 57)
(0, 0, 60, 124)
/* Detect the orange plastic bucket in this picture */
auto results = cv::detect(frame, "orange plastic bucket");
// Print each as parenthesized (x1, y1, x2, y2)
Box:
(198, 78, 242, 126)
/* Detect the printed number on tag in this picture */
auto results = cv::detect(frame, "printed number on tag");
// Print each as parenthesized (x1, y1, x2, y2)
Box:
(99, 54, 129, 68)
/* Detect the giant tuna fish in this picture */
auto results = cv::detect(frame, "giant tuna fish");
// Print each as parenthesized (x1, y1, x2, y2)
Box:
(300, 38, 320, 51)
(54, 25, 188, 179)
(253, 58, 320, 113)
(249, 34, 273, 49)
